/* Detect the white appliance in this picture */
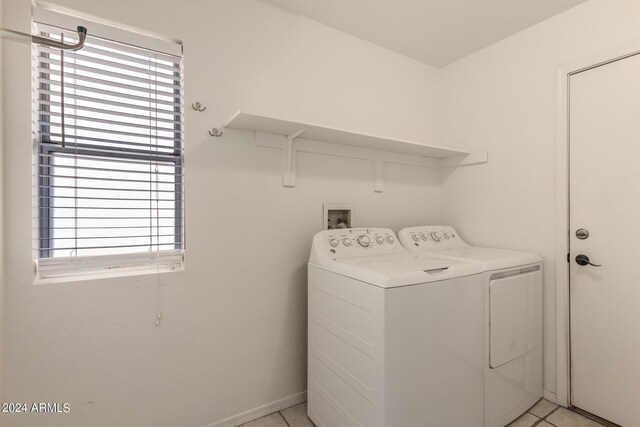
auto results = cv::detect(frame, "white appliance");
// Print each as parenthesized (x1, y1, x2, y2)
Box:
(398, 226, 543, 427)
(308, 227, 485, 427)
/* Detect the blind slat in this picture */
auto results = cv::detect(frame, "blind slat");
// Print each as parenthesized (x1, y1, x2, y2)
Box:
(38, 121, 180, 142)
(39, 174, 181, 185)
(37, 61, 181, 91)
(38, 153, 182, 171)
(38, 110, 179, 133)
(35, 216, 178, 220)
(38, 195, 183, 202)
(39, 233, 181, 241)
(42, 243, 178, 252)
(38, 206, 182, 211)
(37, 162, 181, 177)
(40, 45, 181, 73)
(37, 69, 178, 99)
(38, 78, 181, 107)
(40, 190, 182, 197)
(38, 149, 180, 166)
(39, 100, 181, 124)
(39, 49, 180, 78)
(42, 225, 178, 229)
(39, 134, 181, 153)
(39, 89, 179, 115)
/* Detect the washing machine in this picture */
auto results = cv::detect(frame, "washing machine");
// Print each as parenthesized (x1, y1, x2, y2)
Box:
(398, 226, 543, 427)
(308, 227, 485, 427)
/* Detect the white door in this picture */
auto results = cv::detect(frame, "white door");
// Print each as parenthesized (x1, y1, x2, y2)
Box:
(569, 52, 640, 426)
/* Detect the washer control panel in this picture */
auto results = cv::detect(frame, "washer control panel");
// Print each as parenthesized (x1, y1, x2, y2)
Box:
(398, 226, 467, 251)
(311, 228, 404, 263)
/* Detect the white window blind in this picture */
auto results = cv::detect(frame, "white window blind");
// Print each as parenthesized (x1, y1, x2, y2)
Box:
(34, 23, 184, 281)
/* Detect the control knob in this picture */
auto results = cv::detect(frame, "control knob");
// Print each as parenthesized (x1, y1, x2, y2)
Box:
(421, 233, 428, 241)
(430, 231, 442, 242)
(443, 232, 451, 239)
(412, 234, 420, 242)
(329, 238, 339, 247)
(342, 238, 352, 247)
(375, 236, 385, 244)
(357, 235, 371, 247)
(386, 235, 395, 243)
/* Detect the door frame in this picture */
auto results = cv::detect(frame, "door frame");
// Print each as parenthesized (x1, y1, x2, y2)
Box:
(555, 40, 640, 407)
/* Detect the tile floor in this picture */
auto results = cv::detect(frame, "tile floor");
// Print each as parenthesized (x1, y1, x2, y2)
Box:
(508, 399, 605, 427)
(242, 399, 605, 427)
(240, 402, 313, 427)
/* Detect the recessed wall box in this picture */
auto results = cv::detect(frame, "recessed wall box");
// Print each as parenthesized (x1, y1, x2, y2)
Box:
(323, 203, 354, 230)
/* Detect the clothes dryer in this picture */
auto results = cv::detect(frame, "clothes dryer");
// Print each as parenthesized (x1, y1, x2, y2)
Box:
(398, 226, 543, 427)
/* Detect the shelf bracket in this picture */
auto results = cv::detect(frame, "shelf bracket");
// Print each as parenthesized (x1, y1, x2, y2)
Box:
(282, 129, 306, 187)
(374, 159, 384, 193)
(437, 151, 488, 168)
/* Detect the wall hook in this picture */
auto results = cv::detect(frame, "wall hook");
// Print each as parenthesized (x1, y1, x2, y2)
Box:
(209, 128, 223, 137)
(191, 102, 207, 112)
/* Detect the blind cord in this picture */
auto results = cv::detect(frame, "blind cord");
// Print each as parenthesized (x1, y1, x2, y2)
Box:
(60, 33, 65, 148)
(151, 52, 163, 327)
(72, 36, 79, 258)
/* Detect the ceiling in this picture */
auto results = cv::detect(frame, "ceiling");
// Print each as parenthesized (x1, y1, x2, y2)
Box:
(262, 0, 588, 68)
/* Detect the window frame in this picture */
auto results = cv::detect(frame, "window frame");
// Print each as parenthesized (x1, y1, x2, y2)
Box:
(33, 18, 185, 283)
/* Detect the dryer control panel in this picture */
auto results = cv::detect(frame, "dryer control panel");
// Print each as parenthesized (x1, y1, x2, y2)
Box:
(309, 228, 405, 266)
(398, 226, 468, 251)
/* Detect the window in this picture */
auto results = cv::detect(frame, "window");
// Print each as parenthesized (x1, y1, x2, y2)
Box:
(34, 23, 184, 282)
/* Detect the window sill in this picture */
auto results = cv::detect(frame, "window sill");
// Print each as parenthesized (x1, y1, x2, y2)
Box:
(33, 250, 184, 285)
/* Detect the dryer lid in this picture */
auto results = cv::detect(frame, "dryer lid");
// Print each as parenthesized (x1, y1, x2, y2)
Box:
(432, 246, 542, 271)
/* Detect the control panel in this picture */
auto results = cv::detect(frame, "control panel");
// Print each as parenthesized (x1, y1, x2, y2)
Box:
(397, 226, 468, 251)
(309, 228, 405, 265)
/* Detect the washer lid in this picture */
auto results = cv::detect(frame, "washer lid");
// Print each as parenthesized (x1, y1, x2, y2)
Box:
(321, 253, 483, 288)
(429, 246, 542, 271)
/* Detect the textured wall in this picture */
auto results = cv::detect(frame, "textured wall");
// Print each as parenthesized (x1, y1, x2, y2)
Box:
(0, 0, 5, 423)
(438, 0, 640, 397)
(2, 0, 441, 425)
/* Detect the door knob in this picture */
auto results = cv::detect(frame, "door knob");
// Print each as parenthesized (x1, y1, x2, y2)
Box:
(575, 254, 601, 267)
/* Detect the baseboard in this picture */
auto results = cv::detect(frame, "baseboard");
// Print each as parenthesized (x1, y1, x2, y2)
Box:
(206, 391, 307, 427)
(543, 389, 558, 404)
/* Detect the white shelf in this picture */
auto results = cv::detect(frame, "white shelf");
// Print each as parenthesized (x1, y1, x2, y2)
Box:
(223, 111, 468, 159)
(220, 111, 487, 191)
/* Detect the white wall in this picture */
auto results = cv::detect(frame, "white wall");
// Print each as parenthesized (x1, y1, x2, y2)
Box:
(2, 0, 441, 426)
(438, 0, 640, 397)
(0, 0, 5, 424)
(9, 0, 634, 421)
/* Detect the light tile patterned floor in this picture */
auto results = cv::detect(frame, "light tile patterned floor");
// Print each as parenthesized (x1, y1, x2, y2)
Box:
(242, 399, 606, 427)
(508, 399, 606, 427)
(240, 403, 313, 427)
